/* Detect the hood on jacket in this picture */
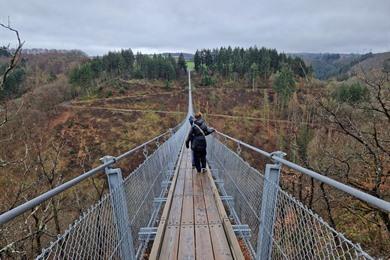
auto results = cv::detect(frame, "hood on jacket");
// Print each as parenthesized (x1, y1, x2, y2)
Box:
(189, 115, 194, 125)
(194, 118, 205, 126)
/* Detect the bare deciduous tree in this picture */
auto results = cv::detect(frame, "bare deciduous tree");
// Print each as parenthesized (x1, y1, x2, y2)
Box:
(1, 21, 25, 169)
(0, 22, 24, 92)
(319, 68, 390, 234)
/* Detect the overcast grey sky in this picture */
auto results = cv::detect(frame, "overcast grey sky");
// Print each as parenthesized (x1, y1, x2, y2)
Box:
(1, 0, 389, 56)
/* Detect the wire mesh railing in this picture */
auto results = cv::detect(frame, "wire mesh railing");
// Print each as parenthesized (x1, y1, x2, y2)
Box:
(123, 121, 188, 258)
(206, 133, 374, 260)
(35, 121, 189, 259)
(0, 126, 181, 259)
(207, 135, 264, 257)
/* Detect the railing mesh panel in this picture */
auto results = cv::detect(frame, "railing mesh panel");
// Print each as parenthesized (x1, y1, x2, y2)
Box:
(206, 135, 372, 260)
(37, 122, 188, 259)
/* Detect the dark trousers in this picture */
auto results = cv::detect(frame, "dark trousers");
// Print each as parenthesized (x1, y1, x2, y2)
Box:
(191, 150, 195, 166)
(193, 150, 207, 173)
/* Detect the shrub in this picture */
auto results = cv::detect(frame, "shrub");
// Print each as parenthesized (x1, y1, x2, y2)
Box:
(164, 80, 171, 89)
(332, 83, 369, 104)
(106, 91, 113, 98)
(201, 74, 215, 86)
(273, 65, 295, 105)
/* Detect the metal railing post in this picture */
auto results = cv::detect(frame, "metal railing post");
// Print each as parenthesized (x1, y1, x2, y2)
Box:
(256, 151, 285, 260)
(100, 156, 135, 260)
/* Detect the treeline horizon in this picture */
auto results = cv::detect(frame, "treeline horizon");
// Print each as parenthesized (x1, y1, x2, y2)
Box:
(0, 45, 313, 100)
(68, 46, 311, 94)
(194, 46, 311, 79)
(69, 50, 188, 91)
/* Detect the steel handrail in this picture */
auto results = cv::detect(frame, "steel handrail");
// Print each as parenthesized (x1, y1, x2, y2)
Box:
(214, 130, 390, 213)
(0, 127, 180, 225)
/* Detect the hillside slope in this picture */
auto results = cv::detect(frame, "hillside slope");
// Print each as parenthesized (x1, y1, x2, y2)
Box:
(292, 52, 373, 79)
(293, 51, 390, 80)
(349, 51, 390, 73)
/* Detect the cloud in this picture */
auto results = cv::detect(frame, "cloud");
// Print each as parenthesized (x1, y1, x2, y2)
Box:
(0, 0, 389, 55)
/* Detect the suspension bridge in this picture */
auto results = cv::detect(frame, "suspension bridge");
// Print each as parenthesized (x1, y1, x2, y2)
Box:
(0, 71, 389, 259)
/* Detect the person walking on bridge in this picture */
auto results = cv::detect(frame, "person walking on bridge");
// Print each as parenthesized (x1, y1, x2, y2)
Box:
(185, 112, 215, 173)
(188, 115, 196, 169)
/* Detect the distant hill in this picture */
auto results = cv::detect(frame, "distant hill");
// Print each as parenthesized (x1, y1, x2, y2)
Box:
(0, 49, 87, 100)
(7, 48, 87, 56)
(162, 52, 194, 61)
(290, 52, 375, 80)
(165, 51, 390, 79)
(349, 52, 390, 74)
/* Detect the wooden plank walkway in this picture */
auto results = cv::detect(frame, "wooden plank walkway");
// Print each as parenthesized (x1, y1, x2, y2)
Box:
(150, 148, 244, 260)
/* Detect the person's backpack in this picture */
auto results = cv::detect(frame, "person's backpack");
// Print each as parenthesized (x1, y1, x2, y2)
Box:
(192, 124, 207, 151)
(193, 123, 205, 136)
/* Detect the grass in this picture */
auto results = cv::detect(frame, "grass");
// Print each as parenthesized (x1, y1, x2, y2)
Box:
(186, 61, 195, 70)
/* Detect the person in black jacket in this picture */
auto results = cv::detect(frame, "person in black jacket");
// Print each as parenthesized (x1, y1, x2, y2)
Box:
(185, 112, 215, 173)
(188, 115, 195, 168)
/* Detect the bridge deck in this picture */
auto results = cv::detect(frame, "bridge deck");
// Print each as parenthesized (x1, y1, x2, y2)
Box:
(150, 147, 244, 259)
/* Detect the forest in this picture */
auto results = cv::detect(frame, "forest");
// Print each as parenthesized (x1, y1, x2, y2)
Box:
(68, 51, 188, 95)
(193, 47, 310, 87)
(0, 39, 389, 259)
(194, 47, 310, 77)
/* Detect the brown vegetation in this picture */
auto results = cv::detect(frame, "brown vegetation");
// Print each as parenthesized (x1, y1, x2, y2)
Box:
(192, 69, 389, 257)
(0, 59, 182, 258)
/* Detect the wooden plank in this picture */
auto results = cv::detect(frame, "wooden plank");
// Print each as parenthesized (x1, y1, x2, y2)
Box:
(194, 195, 208, 225)
(201, 173, 214, 195)
(153, 147, 245, 260)
(178, 225, 195, 259)
(149, 143, 186, 260)
(209, 224, 233, 260)
(159, 225, 180, 260)
(178, 155, 196, 259)
(205, 167, 245, 260)
(184, 165, 193, 196)
(195, 225, 215, 260)
(200, 169, 234, 259)
(160, 151, 188, 258)
(174, 179, 185, 195)
(174, 171, 186, 196)
(204, 194, 221, 224)
(181, 195, 194, 225)
(192, 169, 203, 195)
(168, 196, 183, 225)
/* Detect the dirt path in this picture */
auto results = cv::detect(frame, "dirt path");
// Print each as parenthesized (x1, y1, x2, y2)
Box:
(70, 89, 186, 105)
(49, 110, 72, 129)
(206, 113, 321, 127)
(62, 104, 324, 128)
(63, 104, 186, 115)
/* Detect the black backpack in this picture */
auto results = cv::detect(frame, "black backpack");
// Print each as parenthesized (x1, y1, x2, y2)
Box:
(192, 124, 207, 151)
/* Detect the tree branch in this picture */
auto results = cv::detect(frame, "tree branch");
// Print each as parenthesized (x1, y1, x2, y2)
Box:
(0, 22, 24, 91)
(0, 22, 24, 128)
